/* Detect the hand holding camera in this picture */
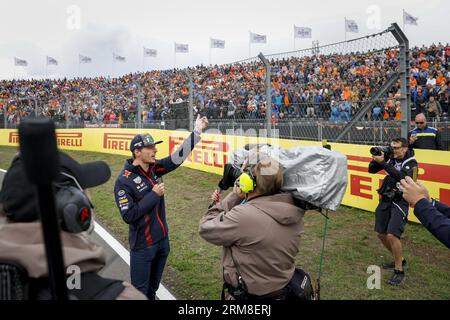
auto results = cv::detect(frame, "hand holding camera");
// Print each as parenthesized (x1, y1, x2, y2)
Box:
(409, 133, 417, 144)
(372, 153, 385, 164)
(370, 146, 393, 163)
(211, 190, 221, 203)
(233, 179, 246, 199)
(400, 176, 430, 206)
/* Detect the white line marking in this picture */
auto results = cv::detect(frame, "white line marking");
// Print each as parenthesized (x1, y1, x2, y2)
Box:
(94, 221, 176, 300)
(0, 168, 176, 300)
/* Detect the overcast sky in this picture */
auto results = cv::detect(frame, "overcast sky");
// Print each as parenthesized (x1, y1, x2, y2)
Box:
(0, 0, 448, 80)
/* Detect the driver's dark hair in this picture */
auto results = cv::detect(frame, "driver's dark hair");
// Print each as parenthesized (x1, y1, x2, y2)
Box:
(391, 137, 408, 147)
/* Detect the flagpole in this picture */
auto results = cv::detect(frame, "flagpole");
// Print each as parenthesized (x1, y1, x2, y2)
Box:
(344, 17, 347, 42)
(142, 47, 145, 72)
(209, 38, 212, 66)
(402, 9, 405, 32)
(293, 25, 296, 51)
(249, 31, 251, 58)
(112, 53, 114, 78)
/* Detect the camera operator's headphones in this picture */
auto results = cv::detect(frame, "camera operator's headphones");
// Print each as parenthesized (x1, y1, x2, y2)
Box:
(237, 166, 257, 193)
(54, 172, 94, 234)
(1, 156, 95, 234)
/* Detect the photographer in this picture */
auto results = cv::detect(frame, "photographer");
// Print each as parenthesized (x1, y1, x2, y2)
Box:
(0, 152, 146, 300)
(199, 152, 306, 300)
(368, 137, 418, 286)
(400, 176, 450, 249)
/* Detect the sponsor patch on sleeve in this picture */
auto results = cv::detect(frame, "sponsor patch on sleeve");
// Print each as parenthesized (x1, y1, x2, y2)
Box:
(123, 170, 131, 178)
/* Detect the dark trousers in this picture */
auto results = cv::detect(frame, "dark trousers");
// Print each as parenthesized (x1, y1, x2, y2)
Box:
(130, 236, 170, 300)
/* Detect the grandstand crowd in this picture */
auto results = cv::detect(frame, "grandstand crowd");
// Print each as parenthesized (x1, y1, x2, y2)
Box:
(1, 43, 449, 126)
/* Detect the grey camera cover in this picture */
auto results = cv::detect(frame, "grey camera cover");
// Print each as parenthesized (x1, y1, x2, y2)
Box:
(231, 145, 348, 211)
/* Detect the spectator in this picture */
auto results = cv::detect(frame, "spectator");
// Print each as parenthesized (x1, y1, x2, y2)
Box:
(408, 113, 443, 150)
(372, 103, 383, 121)
(339, 98, 351, 122)
(0, 44, 447, 124)
(425, 95, 442, 120)
(439, 89, 449, 115)
(412, 86, 427, 117)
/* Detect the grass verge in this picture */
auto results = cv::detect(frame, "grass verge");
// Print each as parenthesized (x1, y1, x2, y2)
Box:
(0, 146, 449, 299)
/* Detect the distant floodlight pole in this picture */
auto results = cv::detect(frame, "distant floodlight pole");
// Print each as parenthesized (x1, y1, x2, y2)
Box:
(132, 81, 142, 129)
(184, 70, 194, 132)
(258, 52, 271, 138)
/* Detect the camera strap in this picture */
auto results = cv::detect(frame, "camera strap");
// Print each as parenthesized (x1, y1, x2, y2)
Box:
(226, 246, 249, 294)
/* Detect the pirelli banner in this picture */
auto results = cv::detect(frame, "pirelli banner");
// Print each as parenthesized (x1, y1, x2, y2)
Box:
(1, 128, 449, 223)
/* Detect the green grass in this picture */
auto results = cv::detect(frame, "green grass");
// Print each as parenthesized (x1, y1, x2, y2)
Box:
(1, 146, 449, 300)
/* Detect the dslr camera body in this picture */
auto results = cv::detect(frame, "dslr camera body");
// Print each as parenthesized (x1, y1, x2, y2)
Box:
(370, 146, 403, 201)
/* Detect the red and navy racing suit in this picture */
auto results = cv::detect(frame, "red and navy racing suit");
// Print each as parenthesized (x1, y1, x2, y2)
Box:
(114, 131, 200, 298)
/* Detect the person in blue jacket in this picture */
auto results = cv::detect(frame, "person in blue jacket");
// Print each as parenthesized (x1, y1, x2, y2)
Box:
(114, 115, 208, 299)
(400, 176, 450, 249)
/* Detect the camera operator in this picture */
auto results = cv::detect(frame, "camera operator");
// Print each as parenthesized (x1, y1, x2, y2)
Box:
(199, 152, 306, 300)
(368, 137, 418, 286)
(0, 152, 146, 300)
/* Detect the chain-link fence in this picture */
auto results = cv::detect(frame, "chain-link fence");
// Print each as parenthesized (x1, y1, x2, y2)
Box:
(1, 23, 449, 150)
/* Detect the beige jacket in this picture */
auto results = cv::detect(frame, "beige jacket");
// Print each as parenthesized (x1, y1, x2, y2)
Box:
(199, 192, 305, 296)
(0, 222, 146, 300)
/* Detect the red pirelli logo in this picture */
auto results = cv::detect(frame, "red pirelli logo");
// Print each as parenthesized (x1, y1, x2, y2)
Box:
(9, 132, 19, 144)
(103, 133, 135, 151)
(56, 132, 83, 147)
(347, 155, 450, 204)
(8, 132, 82, 147)
(169, 136, 229, 168)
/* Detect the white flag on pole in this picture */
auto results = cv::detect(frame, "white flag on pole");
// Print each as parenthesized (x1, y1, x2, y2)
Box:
(144, 47, 157, 57)
(113, 53, 126, 62)
(46, 56, 58, 66)
(175, 43, 189, 53)
(294, 26, 312, 39)
(249, 32, 267, 44)
(14, 57, 28, 66)
(210, 38, 225, 49)
(345, 19, 359, 33)
(403, 10, 418, 26)
(79, 54, 92, 64)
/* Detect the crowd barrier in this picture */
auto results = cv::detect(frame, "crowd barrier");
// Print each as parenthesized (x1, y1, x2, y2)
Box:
(1, 128, 449, 224)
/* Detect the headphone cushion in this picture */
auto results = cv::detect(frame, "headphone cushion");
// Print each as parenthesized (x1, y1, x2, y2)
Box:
(238, 172, 256, 193)
(56, 187, 91, 233)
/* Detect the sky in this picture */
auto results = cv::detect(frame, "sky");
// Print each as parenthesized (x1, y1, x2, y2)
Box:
(0, 0, 448, 80)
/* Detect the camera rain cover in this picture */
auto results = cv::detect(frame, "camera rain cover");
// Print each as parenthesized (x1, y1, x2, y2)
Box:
(231, 145, 348, 211)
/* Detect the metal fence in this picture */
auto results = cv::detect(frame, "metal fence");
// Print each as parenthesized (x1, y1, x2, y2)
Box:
(3, 23, 447, 149)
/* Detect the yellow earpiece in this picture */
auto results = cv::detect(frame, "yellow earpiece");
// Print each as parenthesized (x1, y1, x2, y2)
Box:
(238, 171, 256, 193)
